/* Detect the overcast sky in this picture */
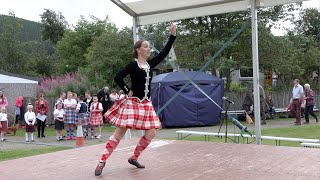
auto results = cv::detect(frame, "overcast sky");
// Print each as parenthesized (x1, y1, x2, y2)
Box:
(0, 0, 319, 35)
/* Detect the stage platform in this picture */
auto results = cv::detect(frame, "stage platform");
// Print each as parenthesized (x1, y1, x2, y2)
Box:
(1, 139, 320, 180)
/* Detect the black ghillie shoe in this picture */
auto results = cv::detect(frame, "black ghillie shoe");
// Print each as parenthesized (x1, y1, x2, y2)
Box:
(128, 158, 145, 168)
(94, 162, 105, 176)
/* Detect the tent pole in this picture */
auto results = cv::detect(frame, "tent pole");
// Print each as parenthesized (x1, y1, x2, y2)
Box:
(133, 16, 139, 43)
(251, 0, 261, 145)
(125, 16, 140, 140)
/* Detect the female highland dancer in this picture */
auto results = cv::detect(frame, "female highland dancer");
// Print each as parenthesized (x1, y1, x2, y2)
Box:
(94, 22, 176, 176)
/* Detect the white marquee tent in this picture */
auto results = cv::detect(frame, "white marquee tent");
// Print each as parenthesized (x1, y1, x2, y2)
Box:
(111, 0, 307, 144)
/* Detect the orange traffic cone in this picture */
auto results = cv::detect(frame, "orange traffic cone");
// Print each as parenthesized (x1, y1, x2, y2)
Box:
(75, 120, 85, 147)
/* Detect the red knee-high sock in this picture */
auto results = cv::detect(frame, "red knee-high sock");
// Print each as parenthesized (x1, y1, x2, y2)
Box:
(130, 135, 151, 160)
(100, 135, 120, 162)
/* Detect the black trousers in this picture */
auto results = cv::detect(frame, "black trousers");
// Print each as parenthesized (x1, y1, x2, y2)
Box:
(305, 105, 318, 122)
(37, 119, 46, 137)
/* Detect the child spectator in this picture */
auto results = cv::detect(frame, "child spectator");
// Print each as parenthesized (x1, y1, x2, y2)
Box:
(0, 106, 8, 141)
(89, 95, 103, 139)
(15, 96, 24, 126)
(54, 102, 65, 141)
(24, 104, 36, 142)
(76, 95, 89, 137)
(64, 91, 77, 140)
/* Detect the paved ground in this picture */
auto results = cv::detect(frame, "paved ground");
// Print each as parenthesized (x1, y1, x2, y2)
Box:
(1, 118, 319, 151)
(1, 139, 320, 180)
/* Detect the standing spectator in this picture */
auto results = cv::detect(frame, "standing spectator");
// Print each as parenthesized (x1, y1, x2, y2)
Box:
(15, 96, 24, 125)
(84, 90, 93, 137)
(291, 79, 304, 125)
(54, 102, 65, 141)
(76, 95, 89, 137)
(56, 92, 66, 108)
(303, 84, 319, 124)
(266, 95, 276, 116)
(119, 90, 125, 100)
(243, 85, 254, 115)
(0, 90, 8, 110)
(258, 85, 267, 125)
(73, 93, 79, 127)
(109, 89, 120, 102)
(84, 90, 93, 111)
(0, 106, 8, 141)
(64, 91, 77, 140)
(89, 95, 103, 139)
(35, 93, 49, 138)
(97, 86, 110, 116)
(24, 104, 36, 142)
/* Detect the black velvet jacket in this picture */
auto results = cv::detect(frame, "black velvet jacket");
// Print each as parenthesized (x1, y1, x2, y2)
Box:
(115, 35, 176, 100)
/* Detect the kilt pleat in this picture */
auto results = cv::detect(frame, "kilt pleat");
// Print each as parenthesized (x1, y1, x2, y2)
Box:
(26, 121, 35, 132)
(89, 113, 103, 126)
(64, 108, 76, 124)
(104, 97, 161, 130)
(78, 113, 89, 126)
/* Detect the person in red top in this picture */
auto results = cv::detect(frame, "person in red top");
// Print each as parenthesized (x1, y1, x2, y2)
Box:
(35, 93, 49, 138)
(303, 84, 318, 124)
(0, 90, 8, 111)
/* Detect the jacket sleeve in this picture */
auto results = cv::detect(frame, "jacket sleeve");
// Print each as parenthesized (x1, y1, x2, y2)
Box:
(148, 35, 176, 69)
(35, 101, 40, 114)
(114, 62, 134, 95)
(24, 113, 29, 124)
(44, 100, 49, 114)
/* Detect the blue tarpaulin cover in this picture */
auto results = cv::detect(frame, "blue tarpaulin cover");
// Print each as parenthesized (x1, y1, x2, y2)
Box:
(151, 71, 224, 127)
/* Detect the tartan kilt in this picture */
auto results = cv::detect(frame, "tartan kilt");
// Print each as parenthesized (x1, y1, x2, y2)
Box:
(64, 108, 76, 124)
(78, 113, 89, 126)
(89, 113, 103, 126)
(104, 97, 161, 130)
(26, 121, 35, 132)
(0, 121, 7, 132)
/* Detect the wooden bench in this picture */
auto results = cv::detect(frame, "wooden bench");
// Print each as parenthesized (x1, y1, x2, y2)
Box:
(176, 130, 242, 142)
(301, 143, 320, 148)
(177, 130, 319, 146)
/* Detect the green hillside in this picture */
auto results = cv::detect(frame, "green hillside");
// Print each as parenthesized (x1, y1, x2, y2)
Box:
(0, 14, 42, 42)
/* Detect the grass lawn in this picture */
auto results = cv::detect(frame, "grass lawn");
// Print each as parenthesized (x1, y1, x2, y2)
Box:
(0, 146, 72, 161)
(183, 124, 320, 147)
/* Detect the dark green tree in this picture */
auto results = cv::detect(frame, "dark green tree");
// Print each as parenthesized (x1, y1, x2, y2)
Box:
(40, 9, 68, 44)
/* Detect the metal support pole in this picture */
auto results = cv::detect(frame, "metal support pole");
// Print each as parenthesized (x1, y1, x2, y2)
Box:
(133, 16, 138, 43)
(125, 16, 140, 140)
(251, 0, 261, 145)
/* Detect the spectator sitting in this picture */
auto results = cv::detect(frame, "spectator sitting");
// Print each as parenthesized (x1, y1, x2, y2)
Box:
(266, 95, 276, 116)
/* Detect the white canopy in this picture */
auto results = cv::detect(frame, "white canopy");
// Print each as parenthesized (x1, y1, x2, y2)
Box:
(113, 0, 305, 26)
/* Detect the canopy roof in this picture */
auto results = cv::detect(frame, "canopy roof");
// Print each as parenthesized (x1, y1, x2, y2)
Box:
(113, 0, 304, 26)
(152, 71, 224, 85)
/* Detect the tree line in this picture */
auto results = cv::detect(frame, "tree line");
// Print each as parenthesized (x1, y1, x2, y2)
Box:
(0, 4, 319, 93)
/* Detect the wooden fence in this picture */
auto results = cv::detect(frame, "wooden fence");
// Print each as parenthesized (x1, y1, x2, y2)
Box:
(223, 91, 320, 111)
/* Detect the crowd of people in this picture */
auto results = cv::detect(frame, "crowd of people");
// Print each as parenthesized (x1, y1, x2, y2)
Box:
(243, 79, 319, 126)
(0, 88, 125, 142)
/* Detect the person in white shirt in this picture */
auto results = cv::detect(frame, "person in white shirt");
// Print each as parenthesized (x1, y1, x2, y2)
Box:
(24, 104, 36, 142)
(0, 106, 8, 141)
(63, 91, 77, 140)
(54, 102, 65, 141)
(89, 95, 103, 139)
(109, 89, 120, 102)
(291, 79, 304, 125)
